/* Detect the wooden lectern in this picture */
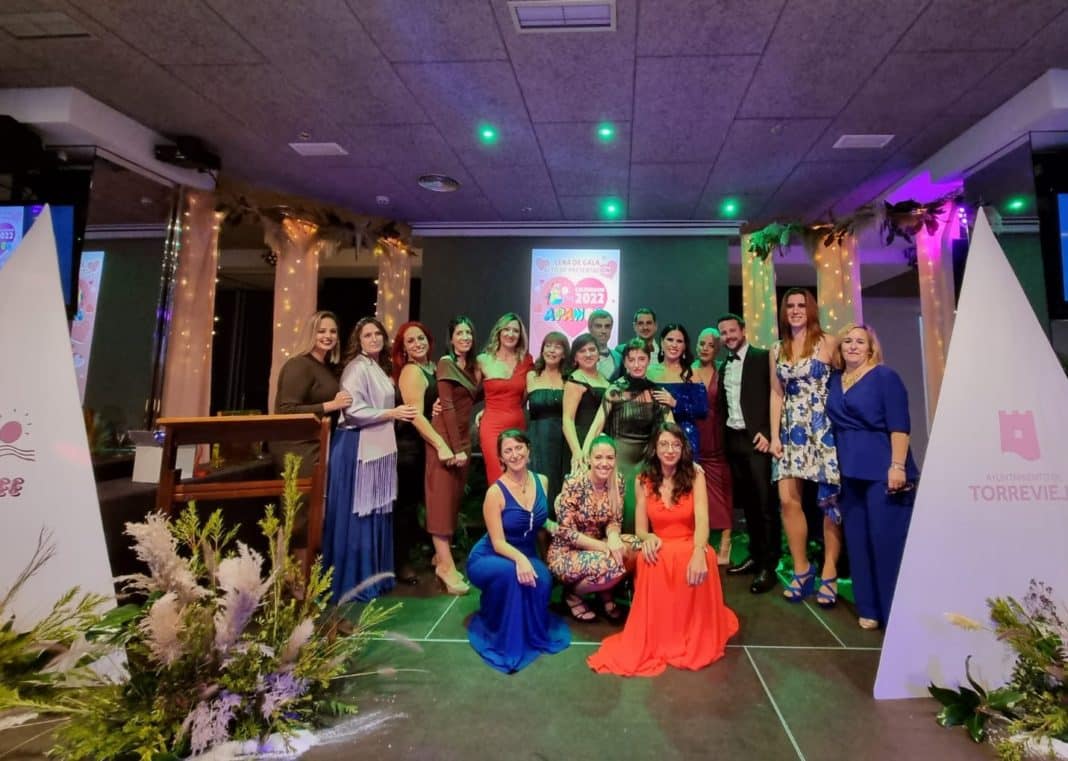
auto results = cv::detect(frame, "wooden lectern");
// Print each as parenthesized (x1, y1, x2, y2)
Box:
(155, 414, 330, 579)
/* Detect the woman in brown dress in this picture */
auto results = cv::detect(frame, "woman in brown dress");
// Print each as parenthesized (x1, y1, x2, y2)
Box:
(692, 327, 733, 565)
(425, 316, 480, 595)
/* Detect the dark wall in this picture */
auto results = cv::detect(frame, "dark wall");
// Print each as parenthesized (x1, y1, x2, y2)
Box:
(998, 233, 1048, 330)
(419, 236, 729, 350)
(83, 237, 165, 433)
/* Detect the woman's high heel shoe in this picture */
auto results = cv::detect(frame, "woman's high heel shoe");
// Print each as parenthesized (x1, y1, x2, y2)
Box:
(858, 617, 880, 630)
(782, 563, 816, 603)
(816, 577, 838, 608)
(435, 567, 470, 596)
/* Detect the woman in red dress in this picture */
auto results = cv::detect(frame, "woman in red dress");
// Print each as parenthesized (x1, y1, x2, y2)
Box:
(477, 312, 533, 484)
(588, 423, 738, 677)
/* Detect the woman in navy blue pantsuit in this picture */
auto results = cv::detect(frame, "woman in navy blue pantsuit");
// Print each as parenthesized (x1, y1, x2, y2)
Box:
(826, 324, 919, 631)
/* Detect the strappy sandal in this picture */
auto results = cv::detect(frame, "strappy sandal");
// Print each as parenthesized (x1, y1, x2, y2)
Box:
(816, 576, 838, 609)
(599, 591, 624, 622)
(565, 592, 596, 622)
(782, 563, 816, 603)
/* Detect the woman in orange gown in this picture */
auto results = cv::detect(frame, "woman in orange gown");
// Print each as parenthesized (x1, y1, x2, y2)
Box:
(477, 312, 533, 484)
(588, 422, 738, 677)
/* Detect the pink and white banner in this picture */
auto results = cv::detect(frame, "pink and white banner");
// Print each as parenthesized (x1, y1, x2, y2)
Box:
(70, 250, 105, 401)
(529, 248, 620, 353)
(0, 208, 115, 626)
(875, 210, 1068, 699)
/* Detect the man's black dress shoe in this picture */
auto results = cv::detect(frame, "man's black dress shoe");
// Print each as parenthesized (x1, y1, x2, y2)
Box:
(750, 569, 778, 594)
(726, 557, 756, 575)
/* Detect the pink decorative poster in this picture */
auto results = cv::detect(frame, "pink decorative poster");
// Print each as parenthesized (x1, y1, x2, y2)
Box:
(529, 248, 620, 353)
(70, 250, 105, 401)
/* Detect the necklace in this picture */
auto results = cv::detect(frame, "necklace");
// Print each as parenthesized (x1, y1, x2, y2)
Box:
(503, 471, 530, 496)
(842, 364, 871, 391)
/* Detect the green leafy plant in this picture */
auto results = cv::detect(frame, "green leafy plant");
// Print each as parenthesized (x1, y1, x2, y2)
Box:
(42, 453, 398, 760)
(930, 581, 1068, 759)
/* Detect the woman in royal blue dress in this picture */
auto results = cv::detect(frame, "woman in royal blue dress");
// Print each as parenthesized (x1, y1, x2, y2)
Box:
(466, 429, 571, 673)
(827, 324, 918, 631)
(647, 323, 707, 455)
(323, 317, 418, 603)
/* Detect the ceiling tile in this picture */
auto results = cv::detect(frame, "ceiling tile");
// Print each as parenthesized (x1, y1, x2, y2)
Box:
(331, 124, 460, 170)
(494, 0, 635, 123)
(558, 196, 614, 221)
(702, 118, 829, 200)
(637, 0, 785, 56)
(465, 163, 561, 220)
(351, 0, 507, 63)
(312, 166, 432, 221)
(285, 55, 430, 128)
(738, 0, 929, 118)
(947, 9, 1068, 117)
(629, 163, 710, 219)
(631, 55, 759, 162)
(205, 0, 381, 63)
(535, 121, 630, 196)
(67, 0, 264, 65)
(896, 0, 1067, 51)
(695, 191, 771, 222)
(760, 160, 881, 220)
(394, 61, 544, 166)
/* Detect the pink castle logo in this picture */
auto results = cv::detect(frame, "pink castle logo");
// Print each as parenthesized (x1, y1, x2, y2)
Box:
(998, 410, 1040, 461)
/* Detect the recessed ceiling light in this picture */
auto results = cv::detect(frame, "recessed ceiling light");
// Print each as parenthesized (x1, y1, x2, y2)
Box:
(376, 195, 391, 206)
(509, 0, 616, 32)
(297, 131, 311, 141)
(833, 134, 894, 149)
(418, 174, 461, 192)
(1004, 196, 1028, 213)
(719, 198, 740, 218)
(595, 122, 616, 142)
(599, 196, 624, 220)
(477, 124, 499, 145)
(288, 142, 348, 157)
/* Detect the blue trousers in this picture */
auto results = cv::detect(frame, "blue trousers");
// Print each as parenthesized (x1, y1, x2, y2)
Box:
(840, 477, 914, 623)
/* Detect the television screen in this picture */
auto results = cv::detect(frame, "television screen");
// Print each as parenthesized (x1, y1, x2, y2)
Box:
(0, 204, 77, 308)
(1059, 193, 1068, 302)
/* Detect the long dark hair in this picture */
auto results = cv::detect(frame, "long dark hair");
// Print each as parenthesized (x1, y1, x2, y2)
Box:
(343, 316, 392, 375)
(640, 422, 695, 504)
(657, 323, 694, 382)
(446, 315, 476, 365)
(533, 331, 571, 375)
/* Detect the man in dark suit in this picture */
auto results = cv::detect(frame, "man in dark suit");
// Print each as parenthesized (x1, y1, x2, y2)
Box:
(717, 313, 781, 594)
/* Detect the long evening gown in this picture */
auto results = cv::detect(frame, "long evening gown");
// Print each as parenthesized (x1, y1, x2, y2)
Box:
(604, 383, 665, 532)
(695, 377, 732, 531)
(527, 387, 565, 509)
(587, 484, 738, 677)
(394, 366, 436, 569)
(466, 476, 572, 673)
(480, 354, 533, 484)
(425, 357, 477, 537)
(566, 374, 606, 449)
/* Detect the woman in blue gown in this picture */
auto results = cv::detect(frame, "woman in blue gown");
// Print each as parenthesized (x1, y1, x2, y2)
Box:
(826, 324, 918, 631)
(466, 429, 571, 673)
(647, 323, 707, 454)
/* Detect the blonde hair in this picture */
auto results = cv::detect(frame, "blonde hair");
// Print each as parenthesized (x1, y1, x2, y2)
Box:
(586, 435, 623, 520)
(837, 323, 884, 366)
(292, 310, 341, 364)
(484, 312, 529, 357)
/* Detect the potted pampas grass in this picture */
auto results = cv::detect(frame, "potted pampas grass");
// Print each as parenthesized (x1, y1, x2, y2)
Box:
(1, 454, 399, 760)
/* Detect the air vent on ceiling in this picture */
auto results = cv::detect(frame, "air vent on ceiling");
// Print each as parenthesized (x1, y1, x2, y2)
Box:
(418, 174, 461, 193)
(0, 11, 90, 39)
(833, 134, 895, 150)
(288, 142, 348, 157)
(508, 0, 616, 32)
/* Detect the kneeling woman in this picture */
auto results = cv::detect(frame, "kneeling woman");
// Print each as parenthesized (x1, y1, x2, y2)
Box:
(466, 430, 571, 673)
(547, 435, 639, 622)
(588, 423, 738, 677)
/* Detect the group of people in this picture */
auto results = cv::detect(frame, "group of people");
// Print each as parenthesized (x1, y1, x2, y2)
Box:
(273, 289, 918, 674)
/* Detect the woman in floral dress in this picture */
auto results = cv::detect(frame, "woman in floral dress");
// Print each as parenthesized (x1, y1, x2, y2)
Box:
(770, 288, 841, 605)
(547, 435, 639, 622)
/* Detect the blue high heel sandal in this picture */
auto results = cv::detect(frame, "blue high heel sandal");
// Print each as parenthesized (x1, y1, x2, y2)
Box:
(782, 563, 816, 603)
(816, 576, 838, 608)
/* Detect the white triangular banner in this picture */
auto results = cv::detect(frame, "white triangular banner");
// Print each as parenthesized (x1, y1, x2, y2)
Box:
(875, 209, 1068, 698)
(0, 207, 115, 626)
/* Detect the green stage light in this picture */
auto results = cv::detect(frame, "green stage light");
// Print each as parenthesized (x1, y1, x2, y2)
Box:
(720, 198, 740, 218)
(477, 124, 499, 145)
(600, 197, 624, 219)
(1005, 196, 1027, 213)
(596, 122, 616, 142)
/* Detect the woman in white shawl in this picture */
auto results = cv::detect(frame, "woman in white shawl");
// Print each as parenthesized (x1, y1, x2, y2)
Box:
(323, 317, 417, 602)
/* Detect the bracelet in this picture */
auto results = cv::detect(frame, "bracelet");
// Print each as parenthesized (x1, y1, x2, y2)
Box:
(890, 463, 906, 471)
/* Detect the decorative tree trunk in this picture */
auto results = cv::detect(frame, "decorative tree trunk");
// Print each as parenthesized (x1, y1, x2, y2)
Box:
(741, 233, 779, 349)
